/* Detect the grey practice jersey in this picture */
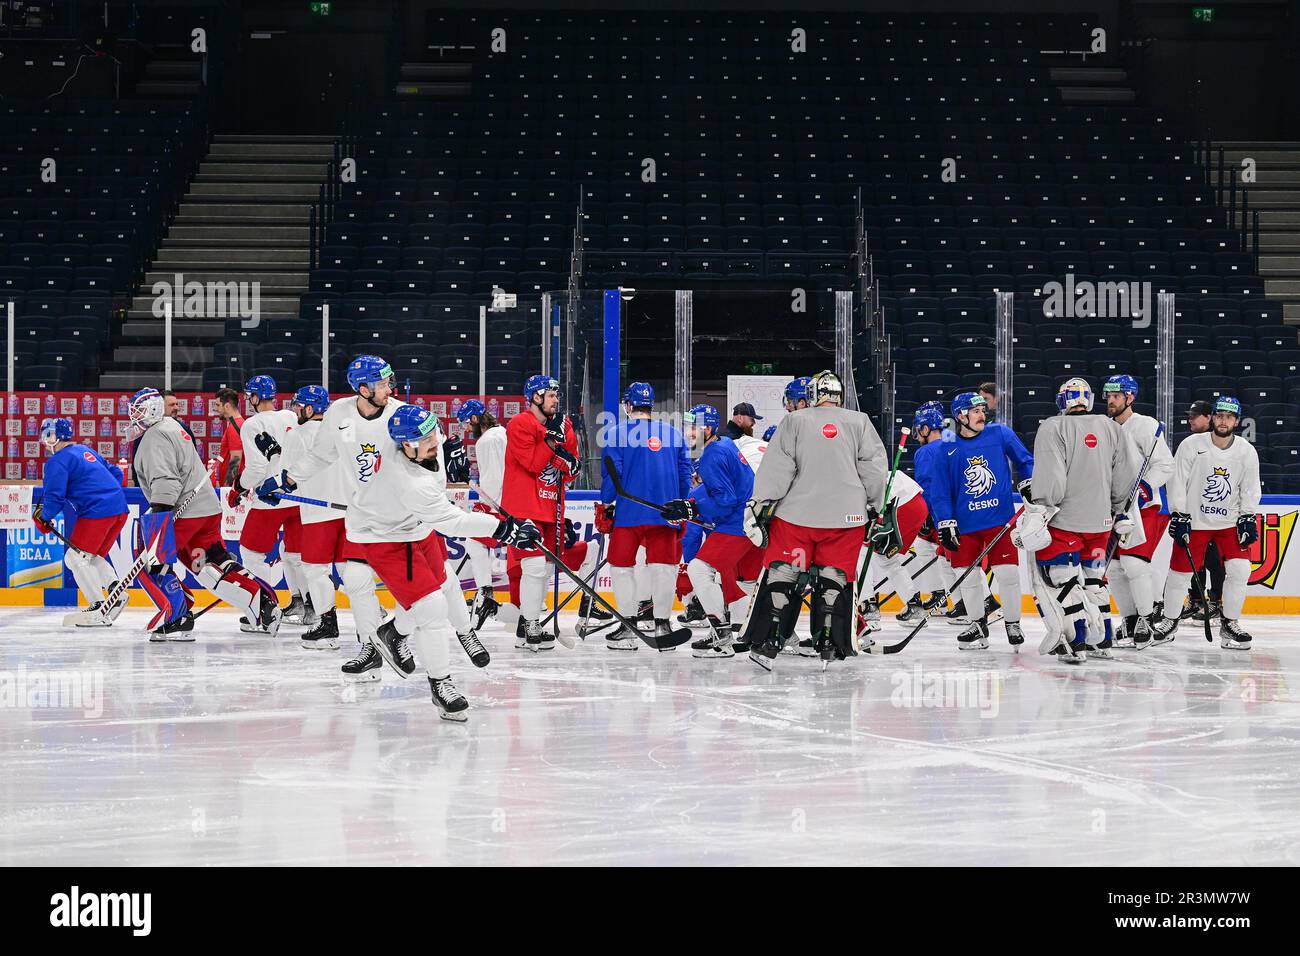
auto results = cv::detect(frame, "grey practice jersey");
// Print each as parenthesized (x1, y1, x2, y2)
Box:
(1031, 413, 1139, 534)
(133, 416, 221, 518)
(752, 404, 888, 529)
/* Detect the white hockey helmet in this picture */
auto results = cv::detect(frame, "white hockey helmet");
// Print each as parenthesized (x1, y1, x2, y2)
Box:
(808, 369, 844, 406)
(1056, 377, 1093, 414)
(128, 387, 166, 430)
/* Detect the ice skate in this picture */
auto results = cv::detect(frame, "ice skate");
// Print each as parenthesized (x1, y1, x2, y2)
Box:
(64, 601, 113, 628)
(677, 595, 709, 628)
(341, 641, 382, 682)
(691, 616, 735, 658)
(1004, 621, 1024, 648)
(649, 618, 679, 652)
(1086, 635, 1113, 659)
(748, 640, 780, 671)
(922, 589, 950, 616)
(471, 588, 500, 630)
(957, 618, 990, 650)
(605, 624, 641, 651)
(1220, 619, 1252, 650)
(148, 612, 195, 643)
(1115, 614, 1138, 649)
(1133, 615, 1154, 649)
(428, 675, 469, 722)
(1149, 615, 1179, 646)
(301, 608, 340, 650)
(796, 637, 819, 657)
(280, 594, 308, 625)
(514, 618, 528, 649)
(523, 618, 553, 653)
(944, 598, 967, 625)
(457, 628, 490, 667)
(371, 619, 416, 677)
(896, 594, 927, 623)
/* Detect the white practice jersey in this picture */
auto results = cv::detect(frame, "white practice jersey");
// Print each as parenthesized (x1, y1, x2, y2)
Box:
(734, 434, 767, 475)
(240, 408, 298, 511)
(345, 424, 499, 544)
(473, 425, 508, 503)
(890, 470, 923, 507)
(1119, 411, 1175, 510)
(280, 418, 348, 525)
(1167, 433, 1261, 531)
(283, 396, 405, 532)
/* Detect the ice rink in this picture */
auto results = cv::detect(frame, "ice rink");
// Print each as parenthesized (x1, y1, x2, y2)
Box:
(2, 605, 1298, 867)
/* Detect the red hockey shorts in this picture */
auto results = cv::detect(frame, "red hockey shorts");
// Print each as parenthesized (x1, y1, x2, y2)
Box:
(1170, 527, 1249, 572)
(364, 530, 448, 610)
(1034, 527, 1111, 566)
(696, 531, 764, 604)
(69, 512, 128, 558)
(300, 517, 364, 564)
(608, 523, 681, 566)
(949, 522, 1020, 569)
(1115, 508, 1170, 562)
(241, 506, 291, 554)
(173, 514, 224, 572)
(765, 517, 863, 579)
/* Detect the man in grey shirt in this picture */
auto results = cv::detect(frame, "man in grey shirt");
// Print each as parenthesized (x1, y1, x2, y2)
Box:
(743, 370, 888, 669)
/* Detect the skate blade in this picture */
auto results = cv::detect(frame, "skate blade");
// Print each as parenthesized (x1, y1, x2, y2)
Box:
(957, 640, 990, 650)
(371, 643, 412, 678)
(343, 670, 382, 683)
(301, 638, 340, 650)
(149, 632, 196, 643)
(748, 651, 774, 671)
(436, 706, 469, 722)
(605, 641, 639, 651)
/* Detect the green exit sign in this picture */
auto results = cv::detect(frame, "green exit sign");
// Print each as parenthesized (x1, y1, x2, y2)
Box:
(310, 1, 332, 15)
(1192, 6, 1215, 22)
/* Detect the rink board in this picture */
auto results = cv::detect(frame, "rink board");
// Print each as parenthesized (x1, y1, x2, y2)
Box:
(2, 487, 1300, 614)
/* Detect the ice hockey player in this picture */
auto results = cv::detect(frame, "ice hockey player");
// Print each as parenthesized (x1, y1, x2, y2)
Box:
(504, 374, 598, 651)
(1184, 399, 1225, 621)
(857, 453, 932, 649)
(743, 370, 888, 669)
(454, 400, 507, 627)
(256, 356, 399, 680)
(599, 381, 692, 650)
(231, 374, 303, 633)
(130, 387, 281, 640)
(1102, 374, 1175, 648)
(663, 404, 761, 658)
(919, 391, 1033, 649)
(1149, 396, 1260, 649)
(34, 418, 129, 626)
(277, 385, 346, 649)
(897, 401, 958, 624)
(1019, 378, 1140, 663)
(328, 403, 540, 719)
(782, 376, 811, 415)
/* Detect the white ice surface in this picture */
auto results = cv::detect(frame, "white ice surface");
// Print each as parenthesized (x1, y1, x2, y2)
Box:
(1, 606, 1298, 866)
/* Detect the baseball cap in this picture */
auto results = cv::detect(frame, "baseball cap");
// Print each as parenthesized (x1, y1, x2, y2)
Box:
(1187, 400, 1213, 418)
(732, 402, 763, 420)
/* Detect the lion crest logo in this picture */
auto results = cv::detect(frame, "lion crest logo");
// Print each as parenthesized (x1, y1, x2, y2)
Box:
(1203, 466, 1232, 504)
(356, 442, 381, 483)
(539, 462, 561, 487)
(963, 454, 996, 498)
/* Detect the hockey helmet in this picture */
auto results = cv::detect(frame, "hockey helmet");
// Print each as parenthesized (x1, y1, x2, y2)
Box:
(346, 354, 394, 393)
(1056, 377, 1094, 413)
(245, 374, 277, 402)
(1102, 374, 1139, 398)
(950, 391, 988, 420)
(623, 381, 655, 408)
(685, 403, 720, 432)
(808, 370, 843, 406)
(913, 401, 946, 432)
(1213, 395, 1242, 418)
(292, 385, 330, 417)
(40, 417, 73, 449)
(784, 376, 812, 409)
(388, 404, 441, 445)
(456, 399, 486, 423)
(524, 373, 560, 403)
(128, 387, 166, 430)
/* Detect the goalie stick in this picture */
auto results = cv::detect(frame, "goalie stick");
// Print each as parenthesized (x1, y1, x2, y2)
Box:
(471, 483, 691, 651)
(602, 455, 716, 531)
(863, 506, 1025, 656)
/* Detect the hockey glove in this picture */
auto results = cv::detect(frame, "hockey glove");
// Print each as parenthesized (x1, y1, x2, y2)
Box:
(1136, 480, 1156, 507)
(255, 471, 295, 506)
(1010, 506, 1052, 553)
(1112, 512, 1136, 543)
(662, 498, 699, 523)
(1236, 514, 1259, 548)
(32, 504, 54, 536)
(1167, 512, 1192, 545)
(594, 501, 615, 534)
(1017, 479, 1033, 504)
(937, 519, 960, 553)
(545, 435, 579, 476)
(226, 485, 244, 509)
(443, 435, 470, 484)
(253, 431, 282, 460)
(495, 516, 541, 550)
(545, 414, 567, 443)
(744, 499, 776, 549)
(564, 517, 580, 550)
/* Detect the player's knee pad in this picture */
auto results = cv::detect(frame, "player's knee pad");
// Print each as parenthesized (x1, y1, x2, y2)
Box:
(687, 557, 719, 590)
(520, 555, 549, 584)
(811, 565, 854, 659)
(339, 559, 376, 597)
(1222, 558, 1250, 587)
(64, 547, 94, 579)
(405, 589, 449, 632)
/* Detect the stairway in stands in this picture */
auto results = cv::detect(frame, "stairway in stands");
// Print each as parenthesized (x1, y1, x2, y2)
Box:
(100, 134, 335, 390)
(1218, 142, 1300, 326)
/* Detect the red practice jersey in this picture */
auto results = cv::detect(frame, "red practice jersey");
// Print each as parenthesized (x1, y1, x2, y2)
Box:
(502, 412, 578, 522)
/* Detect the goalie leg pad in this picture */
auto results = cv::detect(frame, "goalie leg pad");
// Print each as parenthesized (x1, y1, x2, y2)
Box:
(1033, 558, 1087, 639)
(740, 561, 808, 653)
(811, 565, 854, 660)
(140, 568, 191, 630)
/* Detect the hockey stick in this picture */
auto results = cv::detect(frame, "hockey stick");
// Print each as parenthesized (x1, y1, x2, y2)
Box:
(264, 491, 348, 511)
(1177, 537, 1215, 643)
(471, 483, 691, 651)
(1104, 421, 1167, 566)
(602, 455, 717, 531)
(541, 555, 610, 629)
(864, 506, 1024, 655)
(873, 552, 942, 611)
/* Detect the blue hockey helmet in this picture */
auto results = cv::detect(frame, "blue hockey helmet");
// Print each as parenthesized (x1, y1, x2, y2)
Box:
(456, 399, 486, 423)
(623, 381, 655, 407)
(40, 417, 74, 446)
(1213, 395, 1243, 418)
(1103, 374, 1139, 398)
(524, 373, 560, 403)
(762, 424, 777, 442)
(685, 403, 720, 432)
(914, 401, 946, 432)
(951, 391, 988, 419)
(784, 376, 812, 408)
(346, 354, 394, 392)
(244, 374, 277, 401)
(388, 404, 441, 445)
(1056, 377, 1094, 413)
(292, 385, 330, 416)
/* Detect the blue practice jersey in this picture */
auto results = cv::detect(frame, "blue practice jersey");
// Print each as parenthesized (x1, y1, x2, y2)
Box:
(693, 436, 754, 536)
(40, 444, 127, 521)
(916, 423, 1033, 533)
(601, 417, 692, 528)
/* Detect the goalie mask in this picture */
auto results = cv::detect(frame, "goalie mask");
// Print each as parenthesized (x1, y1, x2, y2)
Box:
(808, 370, 843, 407)
(1056, 377, 1094, 414)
